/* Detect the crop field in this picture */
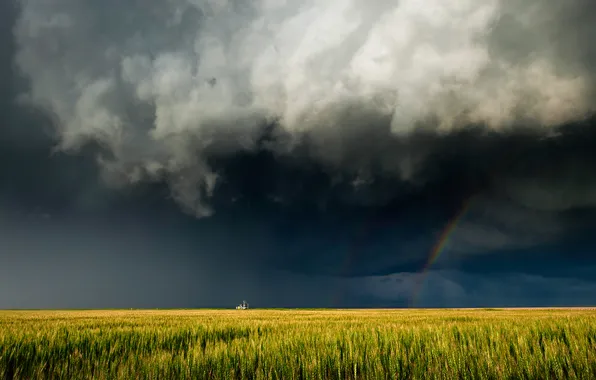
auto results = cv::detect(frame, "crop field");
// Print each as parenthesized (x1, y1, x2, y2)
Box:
(1, 308, 595, 379)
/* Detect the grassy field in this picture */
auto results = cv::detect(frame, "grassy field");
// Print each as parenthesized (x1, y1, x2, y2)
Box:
(1, 308, 595, 379)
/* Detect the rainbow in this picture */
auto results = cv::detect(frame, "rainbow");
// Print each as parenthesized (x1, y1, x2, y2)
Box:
(410, 197, 475, 307)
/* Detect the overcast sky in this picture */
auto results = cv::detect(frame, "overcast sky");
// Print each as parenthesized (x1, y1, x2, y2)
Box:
(1, 0, 596, 308)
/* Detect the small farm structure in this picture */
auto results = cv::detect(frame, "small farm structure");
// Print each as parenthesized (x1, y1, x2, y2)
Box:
(236, 300, 249, 310)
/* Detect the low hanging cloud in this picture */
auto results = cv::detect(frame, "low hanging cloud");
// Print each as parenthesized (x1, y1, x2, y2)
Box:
(12, 0, 596, 218)
(350, 269, 596, 307)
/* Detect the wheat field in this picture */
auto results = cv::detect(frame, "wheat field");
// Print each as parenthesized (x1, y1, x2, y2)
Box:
(1, 308, 595, 379)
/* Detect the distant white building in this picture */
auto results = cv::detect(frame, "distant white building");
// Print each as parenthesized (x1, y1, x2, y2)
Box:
(236, 300, 249, 309)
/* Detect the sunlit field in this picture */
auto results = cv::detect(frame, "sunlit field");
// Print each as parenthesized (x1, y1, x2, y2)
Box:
(1, 308, 595, 379)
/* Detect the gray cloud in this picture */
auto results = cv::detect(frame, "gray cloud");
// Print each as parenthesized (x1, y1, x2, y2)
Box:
(442, 195, 563, 254)
(352, 270, 596, 307)
(13, 0, 596, 217)
(3, 0, 596, 308)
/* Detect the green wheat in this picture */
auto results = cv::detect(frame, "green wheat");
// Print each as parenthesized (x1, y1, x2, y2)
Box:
(0, 308, 594, 379)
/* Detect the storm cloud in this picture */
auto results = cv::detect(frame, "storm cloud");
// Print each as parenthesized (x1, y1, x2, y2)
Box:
(12, 0, 596, 216)
(1, 0, 596, 307)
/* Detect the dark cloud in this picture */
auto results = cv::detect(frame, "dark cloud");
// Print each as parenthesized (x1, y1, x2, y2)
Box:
(353, 269, 596, 308)
(1, 0, 596, 307)
(12, 0, 596, 216)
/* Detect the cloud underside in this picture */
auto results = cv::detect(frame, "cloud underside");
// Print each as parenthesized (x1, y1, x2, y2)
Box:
(13, 0, 596, 216)
(2, 0, 595, 291)
(351, 269, 596, 307)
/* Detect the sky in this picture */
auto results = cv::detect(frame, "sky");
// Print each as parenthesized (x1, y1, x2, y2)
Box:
(1, 0, 596, 308)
